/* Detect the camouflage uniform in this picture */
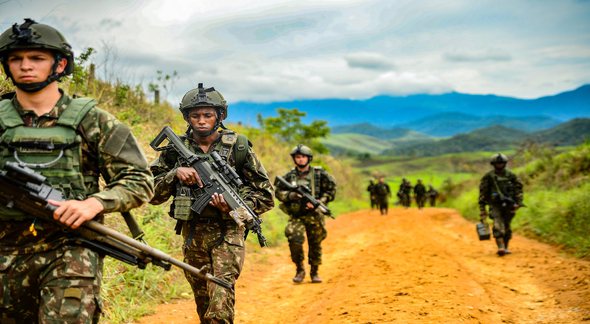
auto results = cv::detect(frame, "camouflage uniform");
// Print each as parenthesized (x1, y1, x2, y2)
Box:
(426, 186, 438, 207)
(367, 181, 377, 209)
(373, 181, 391, 215)
(397, 179, 412, 208)
(150, 129, 273, 323)
(275, 167, 336, 268)
(0, 92, 154, 323)
(479, 168, 523, 252)
(414, 181, 426, 209)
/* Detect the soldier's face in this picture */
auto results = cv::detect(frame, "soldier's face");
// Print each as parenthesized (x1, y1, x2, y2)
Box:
(186, 107, 218, 136)
(493, 162, 506, 170)
(293, 154, 309, 167)
(6, 49, 66, 83)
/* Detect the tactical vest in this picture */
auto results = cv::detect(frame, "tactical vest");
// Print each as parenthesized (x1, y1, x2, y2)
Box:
(171, 130, 249, 221)
(490, 172, 516, 203)
(0, 98, 99, 221)
(280, 167, 323, 216)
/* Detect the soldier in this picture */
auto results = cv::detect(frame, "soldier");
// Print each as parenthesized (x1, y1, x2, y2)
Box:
(426, 185, 438, 207)
(367, 179, 377, 209)
(414, 179, 426, 209)
(398, 178, 412, 208)
(0, 19, 154, 322)
(479, 153, 523, 256)
(373, 176, 391, 215)
(150, 83, 274, 323)
(275, 144, 336, 284)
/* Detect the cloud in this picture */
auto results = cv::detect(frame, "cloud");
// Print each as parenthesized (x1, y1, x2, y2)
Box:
(345, 53, 395, 71)
(443, 49, 512, 63)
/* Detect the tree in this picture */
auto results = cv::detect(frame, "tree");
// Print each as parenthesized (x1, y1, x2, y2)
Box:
(257, 108, 330, 153)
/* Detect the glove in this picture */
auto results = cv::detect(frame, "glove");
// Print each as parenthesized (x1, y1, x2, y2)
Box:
(288, 191, 302, 201)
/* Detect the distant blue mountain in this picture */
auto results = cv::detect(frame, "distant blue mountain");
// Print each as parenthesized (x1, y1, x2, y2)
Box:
(228, 84, 590, 129)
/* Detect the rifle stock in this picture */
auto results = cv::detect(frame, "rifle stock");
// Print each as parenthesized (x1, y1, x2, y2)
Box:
(0, 161, 232, 290)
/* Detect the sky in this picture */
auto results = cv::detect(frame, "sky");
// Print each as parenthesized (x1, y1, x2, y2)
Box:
(2, 0, 590, 105)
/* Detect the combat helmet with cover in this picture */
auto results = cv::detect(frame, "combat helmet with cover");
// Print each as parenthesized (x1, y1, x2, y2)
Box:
(0, 18, 74, 92)
(290, 144, 313, 160)
(490, 153, 509, 165)
(179, 83, 228, 136)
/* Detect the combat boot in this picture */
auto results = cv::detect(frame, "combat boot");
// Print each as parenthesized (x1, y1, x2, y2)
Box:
(496, 237, 506, 256)
(310, 265, 322, 283)
(504, 239, 512, 254)
(292, 263, 305, 283)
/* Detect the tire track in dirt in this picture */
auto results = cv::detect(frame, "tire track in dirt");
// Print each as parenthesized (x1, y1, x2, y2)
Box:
(137, 208, 590, 323)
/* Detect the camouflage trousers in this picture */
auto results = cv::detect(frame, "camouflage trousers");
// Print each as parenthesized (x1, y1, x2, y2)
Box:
(0, 244, 102, 324)
(490, 206, 515, 242)
(375, 196, 389, 215)
(181, 220, 245, 324)
(285, 213, 327, 266)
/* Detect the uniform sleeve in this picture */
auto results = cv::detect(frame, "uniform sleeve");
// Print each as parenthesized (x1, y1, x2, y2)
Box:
(239, 145, 275, 215)
(319, 169, 337, 203)
(511, 172, 524, 205)
(478, 173, 490, 212)
(82, 108, 154, 213)
(149, 149, 179, 205)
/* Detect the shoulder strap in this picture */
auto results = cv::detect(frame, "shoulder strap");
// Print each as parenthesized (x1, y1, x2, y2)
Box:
(0, 99, 24, 128)
(311, 166, 322, 198)
(57, 98, 96, 129)
(218, 130, 249, 171)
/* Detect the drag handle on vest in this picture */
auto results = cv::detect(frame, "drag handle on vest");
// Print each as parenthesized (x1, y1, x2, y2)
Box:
(150, 126, 267, 247)
(0, 161, 233, 290)
(275, 175, 333, 218)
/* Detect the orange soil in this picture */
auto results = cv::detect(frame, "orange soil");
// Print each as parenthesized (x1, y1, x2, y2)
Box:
(137, 208, 590, 323)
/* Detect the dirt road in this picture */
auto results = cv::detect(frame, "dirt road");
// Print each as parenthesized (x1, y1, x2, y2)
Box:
(138, 208, 590, 323)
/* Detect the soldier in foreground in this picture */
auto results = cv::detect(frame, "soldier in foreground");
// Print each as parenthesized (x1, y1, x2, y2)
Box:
(373, 176, 391, 215)
(479, 153, 524, 256)
(414, 179, 426, 209)
(150, 83, 274, 323)
(275, 145, 336, 283)
(0, 19, 154, 322)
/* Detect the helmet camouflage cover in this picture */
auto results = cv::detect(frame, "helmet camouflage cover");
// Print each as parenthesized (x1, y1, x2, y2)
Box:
(490, 153, 509, 164)
(179, 83, 228, 120)
(0, 18, 74, 77)
(290, 144, 313, 158)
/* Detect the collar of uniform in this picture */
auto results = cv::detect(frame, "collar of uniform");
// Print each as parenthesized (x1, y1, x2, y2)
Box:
(187, 130, 223, 153)
(13, 89, 71, 119)
(295, 167, 311, 177)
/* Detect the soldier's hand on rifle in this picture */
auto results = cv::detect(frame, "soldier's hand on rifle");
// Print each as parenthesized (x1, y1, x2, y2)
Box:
(48, 198, 104, 229)
(176, 167, 203, 187)
(288, 191, 302, 201)
(210, 192, 231, 214)
(305, 202, 315, 210)
(479, 210, 488, 222)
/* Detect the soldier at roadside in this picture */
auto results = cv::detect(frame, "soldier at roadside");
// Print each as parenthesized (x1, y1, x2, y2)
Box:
(479, 153, 524, 257)
(414, 179, 426, 209)
(426, 185, 438, 207)
(373, 176, 391, 215)
(275, 144, 336, 284)
(0, 19, 154, 322)
(150, 83, 274, 323)
(367, 179, 377, 209)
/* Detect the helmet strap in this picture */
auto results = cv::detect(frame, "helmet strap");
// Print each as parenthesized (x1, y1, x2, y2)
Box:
(11, 53, 66, 93)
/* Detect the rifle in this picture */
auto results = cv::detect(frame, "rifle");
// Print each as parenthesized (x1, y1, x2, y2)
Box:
(275, 176, 334, 218)
(150, 126, 267, 247)
(0, 161, 232, 290)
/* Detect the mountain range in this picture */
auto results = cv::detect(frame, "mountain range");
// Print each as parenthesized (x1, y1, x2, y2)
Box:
(229, 84, 590, 135)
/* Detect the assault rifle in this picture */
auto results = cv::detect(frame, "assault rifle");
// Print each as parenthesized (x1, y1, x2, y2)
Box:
(275, 176, 334, 218)
(0, 161, 232, 290)
(150, 126, 267, 247)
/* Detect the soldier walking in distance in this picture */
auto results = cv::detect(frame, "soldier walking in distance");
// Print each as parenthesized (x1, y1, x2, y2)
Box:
(275, 144, 336, 284)
(373, 176, 391, 215)
(479, 153, 524, 256)
(0, 19, 154, 322)
(426, 185, 438, 207)
(150, 83, 274, 323)
(398, 178, 412, 208)
(414, 179, 426, 209)
(367, 179, 377, 209)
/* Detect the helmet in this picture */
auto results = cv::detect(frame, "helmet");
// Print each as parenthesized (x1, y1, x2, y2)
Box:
(290, 144, 313, 158)
(0, 18, 74, 91)
(179, 83, 228, 120)
(490, 153, 509, 164)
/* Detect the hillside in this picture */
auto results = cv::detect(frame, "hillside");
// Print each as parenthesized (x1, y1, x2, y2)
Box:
(331, 123, 429, 140)
(528, 118, 590, 146)
(229, 84, 590, 128)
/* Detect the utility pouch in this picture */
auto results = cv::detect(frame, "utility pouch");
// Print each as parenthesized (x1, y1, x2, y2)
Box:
(173, 186, 193, 221)
(476, 222, 491, 241)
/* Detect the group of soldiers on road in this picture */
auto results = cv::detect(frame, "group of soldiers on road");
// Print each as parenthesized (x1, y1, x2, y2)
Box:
(0, 18, 524, 324)
(368, 177, 439, 213)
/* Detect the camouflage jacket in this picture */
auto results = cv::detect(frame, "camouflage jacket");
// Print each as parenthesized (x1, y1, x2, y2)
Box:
(275, 166, 337, 216)
(479, 168, 523, 211)
(150, 129, 274, 218)
(0, 91, 154, 251)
